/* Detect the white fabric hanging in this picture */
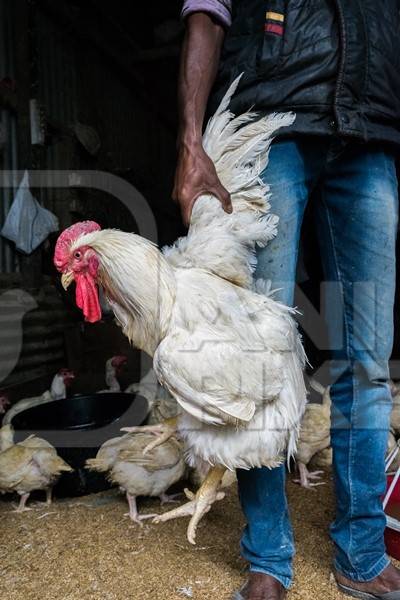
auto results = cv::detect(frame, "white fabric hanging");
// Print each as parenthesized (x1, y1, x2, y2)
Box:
(1, 170, 59, 254)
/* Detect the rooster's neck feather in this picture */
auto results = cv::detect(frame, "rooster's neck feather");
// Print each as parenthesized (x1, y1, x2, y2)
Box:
(74, 230, 176, 356)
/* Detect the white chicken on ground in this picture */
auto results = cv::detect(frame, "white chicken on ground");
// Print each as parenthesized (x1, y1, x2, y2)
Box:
(85, 432, 185, 524)
(2, 368, 75, 426)
(97, 355, 127, 393)
(390, 381, 400, 437)
(380, 381, 400, 474)
(0, 424, 72, 511)
(386, 431, 400, 474)
(299, 383, 396, 479)
(294, 378, 331, 489)
(54, 76, 307, 544)
(125, 368, 179, 424)
(309, 447, 333, 471)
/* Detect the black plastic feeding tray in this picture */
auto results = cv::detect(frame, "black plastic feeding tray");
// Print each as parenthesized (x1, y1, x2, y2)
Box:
(11, 393, 149, 497)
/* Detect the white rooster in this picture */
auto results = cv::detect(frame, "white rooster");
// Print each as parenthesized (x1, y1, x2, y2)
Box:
(390, 381, 400, 436)
(54, 76, 307, 544)
(2, 368, 75, 426)
(294, 378, 331, 489)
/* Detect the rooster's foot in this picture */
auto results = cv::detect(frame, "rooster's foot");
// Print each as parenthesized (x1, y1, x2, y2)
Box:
(121, 417, 178, 454)
(153, 465, 226, 545)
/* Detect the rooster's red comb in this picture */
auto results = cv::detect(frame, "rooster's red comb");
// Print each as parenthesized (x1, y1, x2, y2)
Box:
(54, 221, 101, 271)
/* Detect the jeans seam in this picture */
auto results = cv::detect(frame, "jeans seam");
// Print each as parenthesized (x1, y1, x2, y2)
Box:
(320, 190, 358, 572)
(351, 372, 359, 513)
(334, 554, 390, 582)
(319, 194, 353, 359)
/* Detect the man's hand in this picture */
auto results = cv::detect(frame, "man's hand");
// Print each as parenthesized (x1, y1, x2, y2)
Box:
(173, 140, 232, 227)
(174, 12, 228, 226)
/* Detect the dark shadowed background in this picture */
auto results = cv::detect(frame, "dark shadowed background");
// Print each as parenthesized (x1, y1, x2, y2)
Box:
(0, 0, 399, 404)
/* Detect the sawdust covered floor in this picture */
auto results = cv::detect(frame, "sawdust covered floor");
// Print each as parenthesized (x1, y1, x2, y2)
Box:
(0, 478, 396, 600)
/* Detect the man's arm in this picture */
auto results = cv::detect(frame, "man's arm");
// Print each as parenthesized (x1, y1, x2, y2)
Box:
(173, 12, 232, 226)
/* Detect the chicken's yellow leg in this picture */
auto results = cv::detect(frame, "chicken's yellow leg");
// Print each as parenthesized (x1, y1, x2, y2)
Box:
(153, 465, 226, 545)
(121, 417, 178, 454)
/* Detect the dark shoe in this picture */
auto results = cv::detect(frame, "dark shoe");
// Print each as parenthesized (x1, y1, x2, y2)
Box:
(335, 565, 400, 599)
(232, 572, 286, 600)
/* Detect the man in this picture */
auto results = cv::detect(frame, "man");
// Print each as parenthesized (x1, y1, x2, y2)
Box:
(174, 1, 400, 599)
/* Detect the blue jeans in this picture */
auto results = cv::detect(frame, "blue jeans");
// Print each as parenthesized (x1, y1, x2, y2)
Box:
(237, 137, 398, 589)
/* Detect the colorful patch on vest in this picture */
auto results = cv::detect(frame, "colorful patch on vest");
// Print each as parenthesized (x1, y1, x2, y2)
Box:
(265, 11, 285, 36)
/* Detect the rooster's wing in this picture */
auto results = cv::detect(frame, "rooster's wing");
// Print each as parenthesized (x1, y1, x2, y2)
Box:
(153, 327, 286, 427)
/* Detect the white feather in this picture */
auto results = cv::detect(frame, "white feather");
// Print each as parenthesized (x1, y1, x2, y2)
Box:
(163, 75, 295, 289)
(68, 76, 306, 472)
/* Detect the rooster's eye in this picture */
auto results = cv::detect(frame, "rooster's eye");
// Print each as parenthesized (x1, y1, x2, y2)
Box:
(74, 251, 82, 260)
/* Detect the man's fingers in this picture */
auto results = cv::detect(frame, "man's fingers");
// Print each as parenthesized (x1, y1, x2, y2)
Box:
(183, 189, 232, 225)
(182, 199, 195, 227)
(215, 184, 232, 214)
(210, 184, 232, 214)
(177, 183, 232, 227)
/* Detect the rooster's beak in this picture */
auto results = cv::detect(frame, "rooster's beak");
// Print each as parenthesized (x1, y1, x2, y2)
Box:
(61, 271, 74, 290)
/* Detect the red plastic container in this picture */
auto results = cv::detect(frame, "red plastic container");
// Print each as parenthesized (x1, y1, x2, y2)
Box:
(384, 475, 400, 560)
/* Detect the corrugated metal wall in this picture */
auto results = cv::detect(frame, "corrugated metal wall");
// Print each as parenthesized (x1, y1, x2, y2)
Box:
(0, 0, 19, 273)
(36, 11, 77, 126)
(0, 280, 73, 388)
(0, 6, 79, 389)
(1, 3, 177, 392)
(35, 8, 78, 215)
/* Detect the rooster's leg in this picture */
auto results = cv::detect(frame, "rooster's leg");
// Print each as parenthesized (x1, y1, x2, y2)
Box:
(294, 463, 325, 489)
(14, 492, 31, 512)
(153, 465, 226, 545)
(121, 416, 178, 454)
(124, 493, 158, 525)
(45, 488, 53, 505)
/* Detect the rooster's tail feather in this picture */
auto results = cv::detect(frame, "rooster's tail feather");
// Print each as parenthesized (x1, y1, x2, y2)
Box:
(163, 75, 295, 288)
